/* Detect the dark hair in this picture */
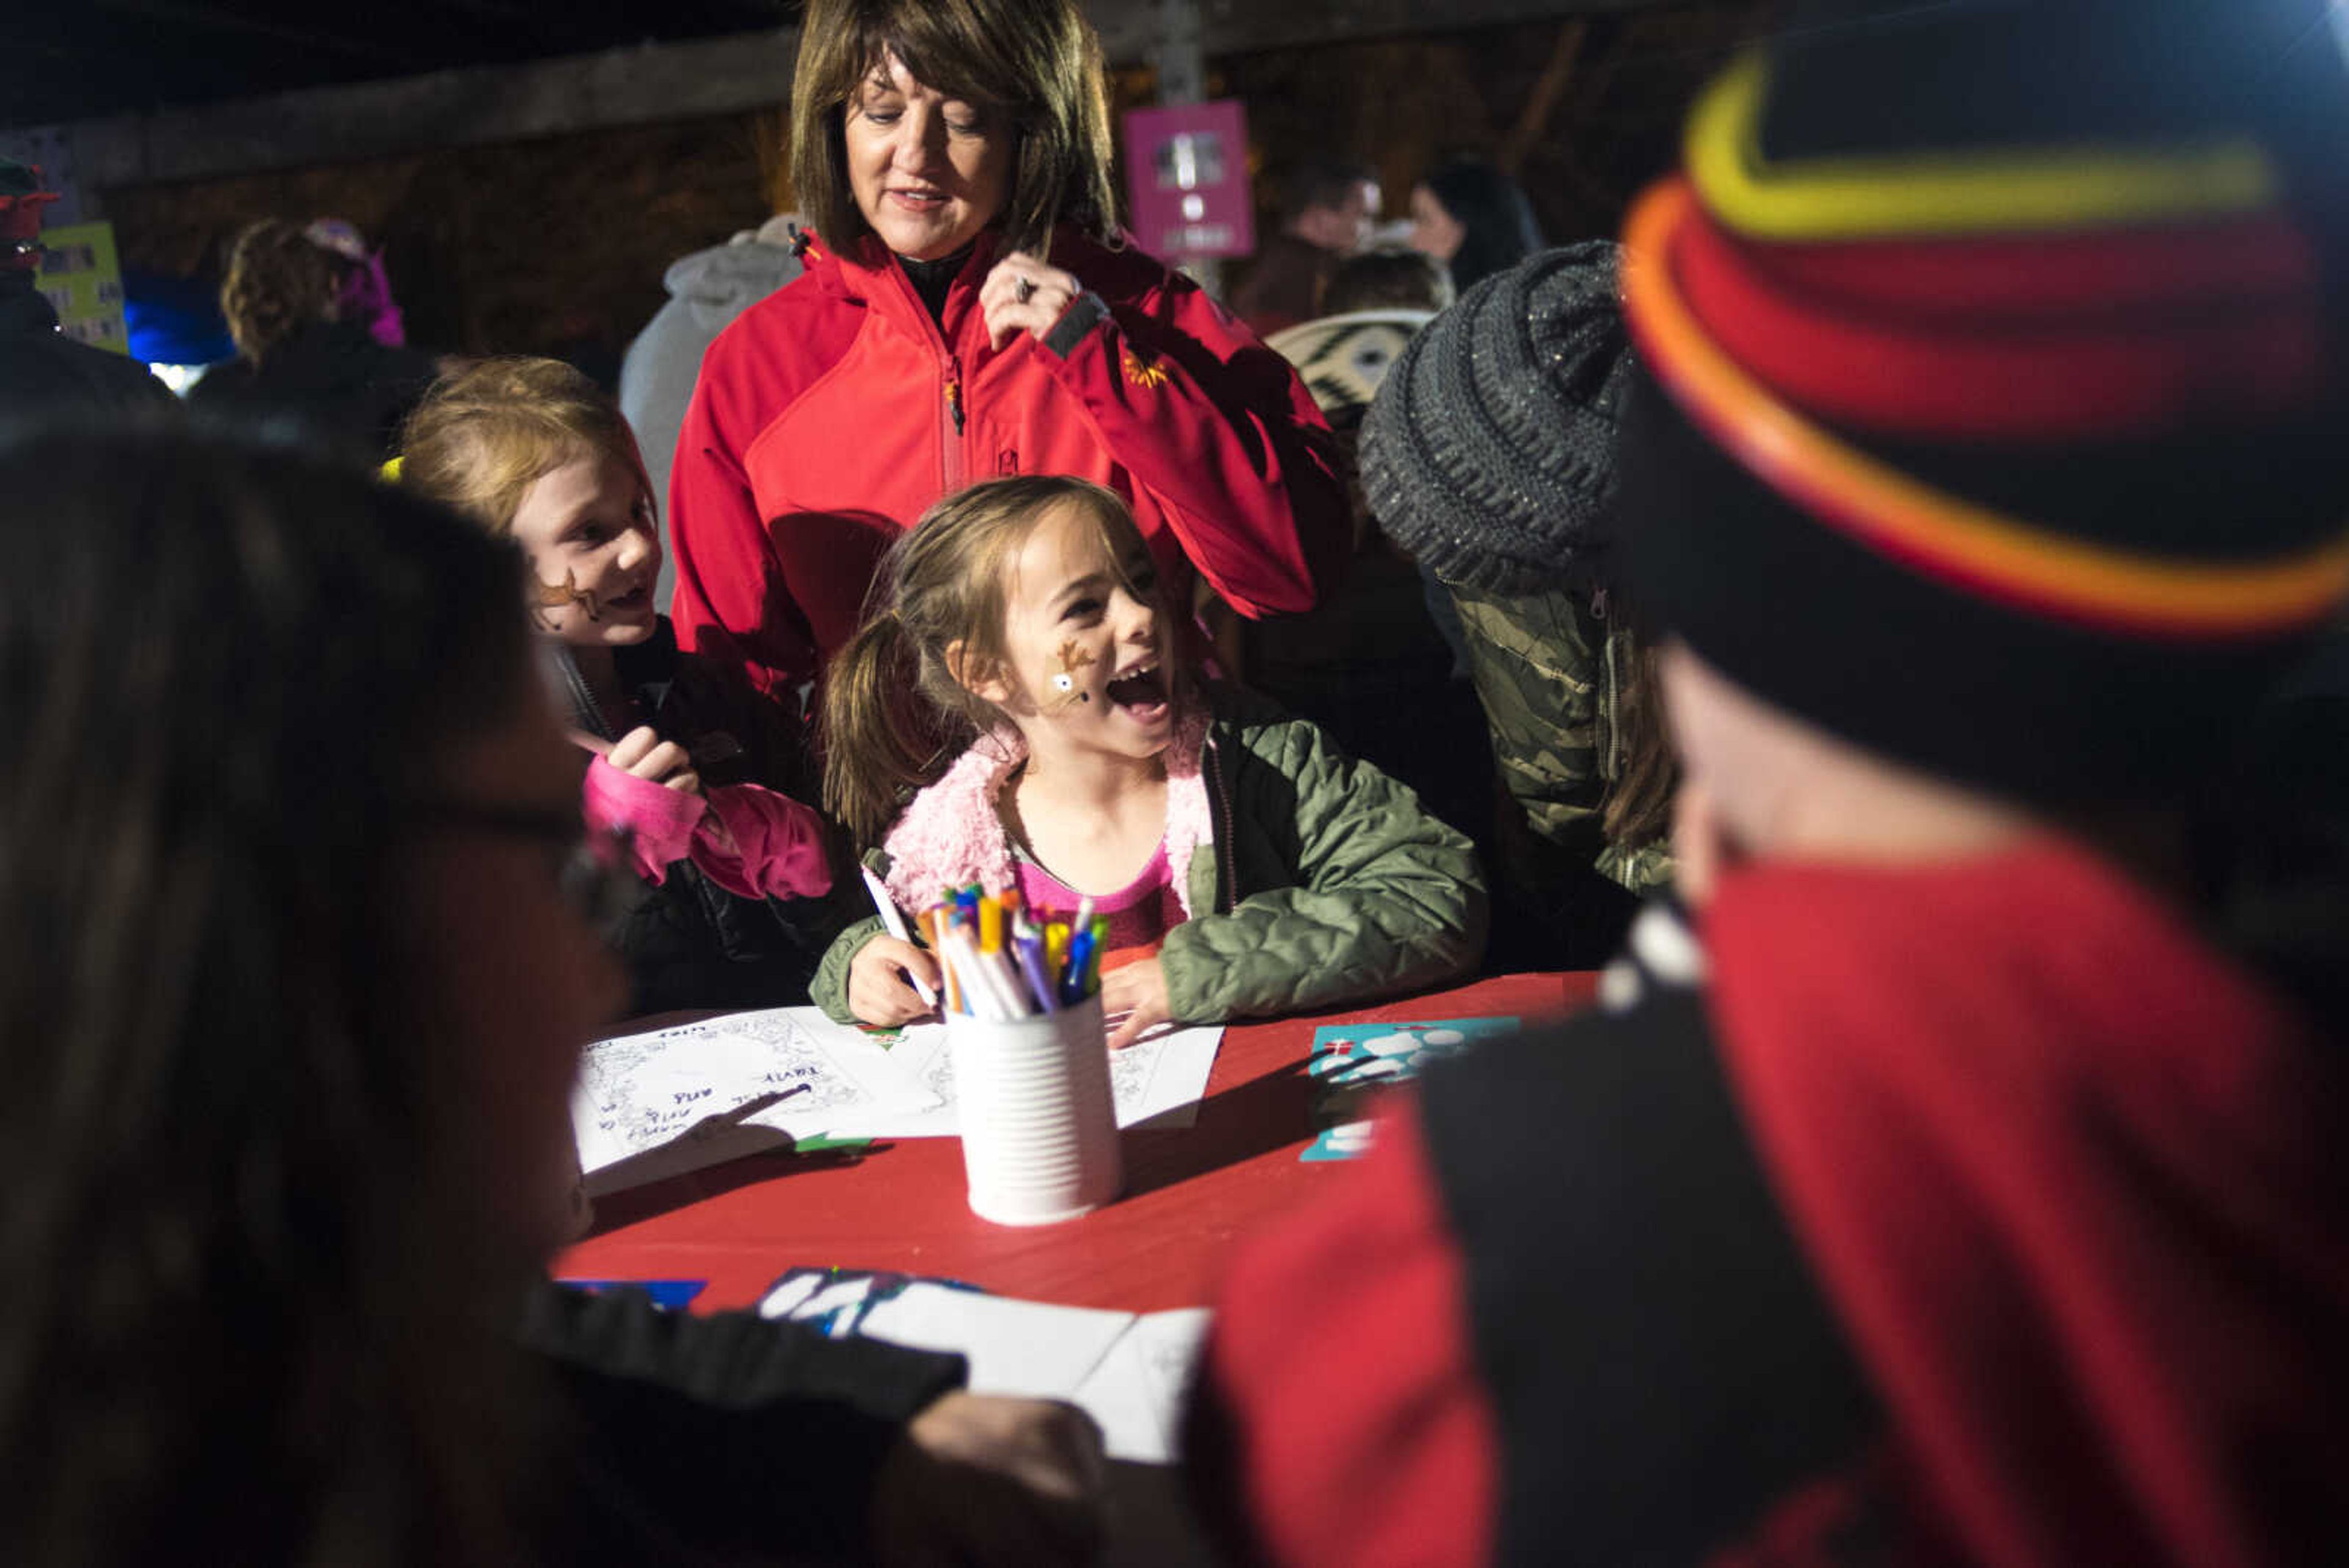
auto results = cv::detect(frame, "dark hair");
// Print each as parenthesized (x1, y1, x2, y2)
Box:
(220, 218, 349, 365)
(1322, 248, 1455, 316)
(1424, 158, 1545, 295)
(1598, 621, 1675, 852)
(0, 422, 541, 1566)
(1282, 157, 1378, 225)
(790, 0, 1119, 260)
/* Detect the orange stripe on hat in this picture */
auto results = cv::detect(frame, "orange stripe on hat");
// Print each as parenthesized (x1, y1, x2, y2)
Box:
(1621, 177, 2349, 641)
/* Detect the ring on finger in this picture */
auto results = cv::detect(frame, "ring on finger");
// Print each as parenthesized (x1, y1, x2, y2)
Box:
(1014, 277, 1036, 305)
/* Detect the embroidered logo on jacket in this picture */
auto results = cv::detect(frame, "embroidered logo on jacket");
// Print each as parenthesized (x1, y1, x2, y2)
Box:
(1121, 345, 1170, 390)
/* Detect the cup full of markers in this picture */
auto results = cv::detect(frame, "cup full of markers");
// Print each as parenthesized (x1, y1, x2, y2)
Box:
(925, 888, 1121, 1226)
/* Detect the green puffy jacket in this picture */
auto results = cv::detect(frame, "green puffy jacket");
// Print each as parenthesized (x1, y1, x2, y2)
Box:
(812, 692, 1487, 1025)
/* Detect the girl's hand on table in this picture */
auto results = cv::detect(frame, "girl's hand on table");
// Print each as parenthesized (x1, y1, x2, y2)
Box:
(850, 936, 943, 1027)
(1102, 958, 1171, 1049)
(872, 1391, 1106, 1568)
(981, 251, 1085, 351)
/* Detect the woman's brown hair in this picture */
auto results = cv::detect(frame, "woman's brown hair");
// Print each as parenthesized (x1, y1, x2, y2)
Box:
(1598, 625, 1675, 852)
(395, 356, 651, 537)
(822, 475, 1157, 847)
(789, 0, 1119, 260)
(220, 219, 347, 365)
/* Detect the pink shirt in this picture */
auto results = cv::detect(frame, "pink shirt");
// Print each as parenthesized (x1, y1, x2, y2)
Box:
(1013, 839, 1188, 972)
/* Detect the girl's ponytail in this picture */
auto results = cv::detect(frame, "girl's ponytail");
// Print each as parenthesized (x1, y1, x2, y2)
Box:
(821, 609, 944, 849)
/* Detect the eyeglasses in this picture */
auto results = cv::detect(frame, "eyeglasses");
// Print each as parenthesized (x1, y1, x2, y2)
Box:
(406, 801, 649, 943)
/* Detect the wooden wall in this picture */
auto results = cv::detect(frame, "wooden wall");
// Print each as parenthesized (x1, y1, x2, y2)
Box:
(100, 4, 1763, 371)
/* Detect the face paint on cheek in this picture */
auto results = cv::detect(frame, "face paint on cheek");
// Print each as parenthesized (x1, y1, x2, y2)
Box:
(1048, 639, 1095, 708)
(530, 570, 599, 630)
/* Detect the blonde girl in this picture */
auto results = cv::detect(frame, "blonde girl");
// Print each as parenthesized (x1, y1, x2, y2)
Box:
(399, 357, 839, 1012)
(817, 475, 1485, 1046)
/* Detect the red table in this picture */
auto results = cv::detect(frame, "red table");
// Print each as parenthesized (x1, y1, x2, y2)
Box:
(559, 972, 1596, 1313)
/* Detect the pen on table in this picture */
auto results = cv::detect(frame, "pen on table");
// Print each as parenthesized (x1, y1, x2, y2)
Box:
(858, 865, 938, 1009)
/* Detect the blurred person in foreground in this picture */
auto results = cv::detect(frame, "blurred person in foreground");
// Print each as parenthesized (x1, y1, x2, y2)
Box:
(1190, 3, 2349, 1564)
(0, 156, 173, 423)
(1231, 157, 1384, 336)
(0, 422, 1103, 1567)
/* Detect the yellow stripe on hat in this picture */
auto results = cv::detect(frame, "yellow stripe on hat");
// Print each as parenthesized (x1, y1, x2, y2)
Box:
(1687, 53, 2279, 243)
(379, 455, 404, 483)
(1621, 177, 2349, 639)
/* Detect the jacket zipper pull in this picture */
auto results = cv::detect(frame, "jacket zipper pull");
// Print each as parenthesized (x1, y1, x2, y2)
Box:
(946, 360, 966, 436)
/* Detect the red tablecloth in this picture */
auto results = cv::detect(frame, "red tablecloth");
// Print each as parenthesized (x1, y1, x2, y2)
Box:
(558, 972, 1597, 1313)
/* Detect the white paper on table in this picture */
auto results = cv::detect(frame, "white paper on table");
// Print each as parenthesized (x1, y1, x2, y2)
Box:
(1070, 1307, 1214, 1465)
(571, 1006, 939, 1183)
(834, 1021, 1224, 1139)
(853, 1283, 1140, 1402)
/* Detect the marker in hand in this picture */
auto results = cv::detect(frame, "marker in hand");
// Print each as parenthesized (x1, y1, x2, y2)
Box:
(860, 866, 940, 1010)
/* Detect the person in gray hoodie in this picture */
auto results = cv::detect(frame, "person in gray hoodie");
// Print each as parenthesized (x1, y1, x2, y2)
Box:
(618, 214, 803, 611)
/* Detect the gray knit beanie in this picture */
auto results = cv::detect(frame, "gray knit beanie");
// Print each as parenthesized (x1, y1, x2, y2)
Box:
(1359, 241, 1633, 593)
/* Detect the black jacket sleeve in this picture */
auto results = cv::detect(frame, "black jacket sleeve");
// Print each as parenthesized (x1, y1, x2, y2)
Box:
(519, 1282, 967, 1566)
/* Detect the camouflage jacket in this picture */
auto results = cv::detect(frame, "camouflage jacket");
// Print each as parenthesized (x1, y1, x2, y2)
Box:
(1447, 580, 1675, 895)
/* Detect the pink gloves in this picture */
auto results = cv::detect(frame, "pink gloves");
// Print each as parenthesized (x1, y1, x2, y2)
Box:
(581, 754, 833, 902)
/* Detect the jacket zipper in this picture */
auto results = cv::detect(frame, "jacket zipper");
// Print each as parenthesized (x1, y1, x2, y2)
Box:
(941, 351, 967, 492)
(1205, 735, 1238, 915)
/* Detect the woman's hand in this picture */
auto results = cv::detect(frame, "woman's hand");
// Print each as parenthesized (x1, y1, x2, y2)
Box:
(601, 725, 701, 796)
(981, 251, 1085, 351)
(1102, 957, 1172, 1049)
(849, 935, 943, 1027)
(872, 1392, 1107, 1568)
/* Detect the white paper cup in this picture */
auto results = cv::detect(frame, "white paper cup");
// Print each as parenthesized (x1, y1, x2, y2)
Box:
(946, 994, 1123, 1225)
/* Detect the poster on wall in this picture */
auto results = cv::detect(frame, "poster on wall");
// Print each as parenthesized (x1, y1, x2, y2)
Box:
(1121, 100, 1254, 261)
(40, 220, 130, 355)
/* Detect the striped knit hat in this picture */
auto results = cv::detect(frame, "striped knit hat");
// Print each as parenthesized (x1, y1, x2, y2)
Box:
(1616, 0, 2349, 806)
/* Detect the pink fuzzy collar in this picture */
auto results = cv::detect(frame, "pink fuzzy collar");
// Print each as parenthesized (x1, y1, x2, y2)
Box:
(881, 707, 1215, 917)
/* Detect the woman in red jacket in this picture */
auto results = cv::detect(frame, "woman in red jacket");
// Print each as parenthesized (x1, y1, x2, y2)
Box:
(667, 0, 1351, 705)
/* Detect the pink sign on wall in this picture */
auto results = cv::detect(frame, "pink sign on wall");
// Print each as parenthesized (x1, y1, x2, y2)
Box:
(1121, 99, 1255, 260)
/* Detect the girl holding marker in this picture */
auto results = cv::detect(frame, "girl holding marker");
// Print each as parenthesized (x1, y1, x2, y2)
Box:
(817, 475, 1486, 1047)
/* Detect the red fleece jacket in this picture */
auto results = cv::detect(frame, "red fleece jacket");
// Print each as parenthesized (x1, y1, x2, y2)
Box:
(666, 227, 1351, 701)
(1203, 841, 2348, 1566)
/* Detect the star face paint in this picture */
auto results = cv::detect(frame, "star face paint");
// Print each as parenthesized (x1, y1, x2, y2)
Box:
(989, 500, 1174, 768)
(1048, 639, 1096, 708)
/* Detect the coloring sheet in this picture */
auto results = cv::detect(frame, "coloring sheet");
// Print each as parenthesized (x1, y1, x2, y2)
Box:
(757, 1268, 1212, 1465)
(571, 1007, 939, 1186)
(839, 1020, 1224, 1138)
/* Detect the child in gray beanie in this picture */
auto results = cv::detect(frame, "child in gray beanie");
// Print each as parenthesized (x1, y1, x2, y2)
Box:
(1359, 241, 1672, 967)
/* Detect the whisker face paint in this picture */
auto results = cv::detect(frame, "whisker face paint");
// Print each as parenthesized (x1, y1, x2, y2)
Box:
(532, 569, 600, 629)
